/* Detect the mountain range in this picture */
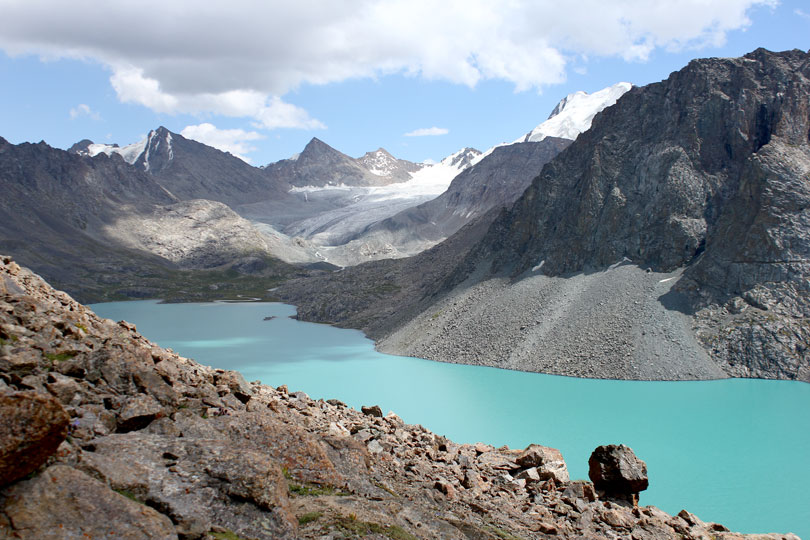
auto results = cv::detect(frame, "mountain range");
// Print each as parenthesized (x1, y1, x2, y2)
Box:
(1, 75, 626, 301)
(274, 48, 810, 383)
(2, 49, 806, 383)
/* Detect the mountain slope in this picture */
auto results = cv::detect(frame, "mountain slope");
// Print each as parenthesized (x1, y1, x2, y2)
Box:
(413, 48, 810, 380)
(75, 127, 290, 207)
(263, 137, 418, 188)
(276, 48, 810, 382)
(321, 83, 627, 266)
(2, 137, 296, 301)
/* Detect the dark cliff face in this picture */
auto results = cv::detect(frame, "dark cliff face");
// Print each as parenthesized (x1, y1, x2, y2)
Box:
(482, 49, 809, 286)
(0, 137, 175, 232)
(0, 137, 181, 299)
(462, 48, 809, 379)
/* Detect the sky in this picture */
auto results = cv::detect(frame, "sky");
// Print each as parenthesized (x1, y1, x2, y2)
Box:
(0, 0, 808, 166)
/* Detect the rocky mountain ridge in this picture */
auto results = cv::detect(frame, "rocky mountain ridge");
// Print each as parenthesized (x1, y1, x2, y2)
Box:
(0, 255, 800, 539)
(263, 137, 423, 188)
(275, 48, 810, 383)
(1, 134, 300, 302)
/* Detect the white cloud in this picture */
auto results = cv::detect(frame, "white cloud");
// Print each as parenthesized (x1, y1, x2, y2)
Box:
(180, 123, 264, 163)
(404, 127, 449, 137)
(69, 103, 101, 120)
(796, 8, 810, 20)
(254, 97, 326, 130)
(0, 0, 775, 122)
(109, 65, 324, 130)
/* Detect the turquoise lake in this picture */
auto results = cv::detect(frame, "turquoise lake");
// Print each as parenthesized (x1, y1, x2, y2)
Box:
(90, 300, 810, 539)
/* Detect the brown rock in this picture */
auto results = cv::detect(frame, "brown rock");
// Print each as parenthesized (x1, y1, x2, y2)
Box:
(536, 521, 558, 535)
(561, 480, 597, 502)
(0, 391, 69, 486)
(588, 444, 648, 502)
(434, 479, 456, 499)
(77, 432, 298, 539)
(361, 404, 383, 417)
(45, 372, 83, 404)
(517, 444, 570, 483)
(0, 465, 177, 539)
(515, 466, 541, 483)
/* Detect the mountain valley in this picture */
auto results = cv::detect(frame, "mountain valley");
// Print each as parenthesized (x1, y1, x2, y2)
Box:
(1, 49, 807, 384)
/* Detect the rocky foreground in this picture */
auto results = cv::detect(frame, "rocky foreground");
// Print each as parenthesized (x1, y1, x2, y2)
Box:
(0, 256, 799, 540)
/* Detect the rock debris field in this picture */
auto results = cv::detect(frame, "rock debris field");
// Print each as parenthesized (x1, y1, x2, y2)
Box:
(380, 263, 728, 381)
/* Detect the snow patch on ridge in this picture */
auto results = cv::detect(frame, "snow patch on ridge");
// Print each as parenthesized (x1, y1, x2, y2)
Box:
(85, 137, 147, 164)
(516, 82, 632, 143)
(361, 149, 399, 177)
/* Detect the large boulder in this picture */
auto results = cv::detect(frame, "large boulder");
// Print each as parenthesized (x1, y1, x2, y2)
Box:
(361, 404, 383, 417)
(588, 444, 648, 504)
(0, 391, 69, 486)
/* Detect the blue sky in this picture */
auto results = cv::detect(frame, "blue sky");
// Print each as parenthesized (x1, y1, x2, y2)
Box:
(0, 0, 807, 165)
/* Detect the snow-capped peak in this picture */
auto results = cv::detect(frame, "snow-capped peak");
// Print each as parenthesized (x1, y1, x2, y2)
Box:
(359, 148, 398, 177)
(440, 147, 482, 171)
(516, 82, 632, 143)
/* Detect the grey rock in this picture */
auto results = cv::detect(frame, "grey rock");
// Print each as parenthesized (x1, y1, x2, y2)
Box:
(214, 369, 254, 403)
(117, 394, 163, 432)
(0, 465, 177, 539)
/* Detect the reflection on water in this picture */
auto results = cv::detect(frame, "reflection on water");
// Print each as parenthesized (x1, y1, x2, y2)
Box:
(91, 300, 810, 539)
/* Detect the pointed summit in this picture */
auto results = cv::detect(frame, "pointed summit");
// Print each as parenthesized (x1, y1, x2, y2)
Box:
(357, 147, 424, 180)
(516, 82, 632, 143)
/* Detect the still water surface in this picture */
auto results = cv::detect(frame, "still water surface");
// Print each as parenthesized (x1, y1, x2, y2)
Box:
(91, 300, 810, 539)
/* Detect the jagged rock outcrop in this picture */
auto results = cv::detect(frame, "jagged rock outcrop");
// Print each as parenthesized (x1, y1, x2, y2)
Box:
(1, 255, 800, 538)
(2, 464, 178, 539)
(357, 147, 425, 182)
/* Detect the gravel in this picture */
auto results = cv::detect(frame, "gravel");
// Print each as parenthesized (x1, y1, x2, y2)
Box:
(378, 262, 728, 381)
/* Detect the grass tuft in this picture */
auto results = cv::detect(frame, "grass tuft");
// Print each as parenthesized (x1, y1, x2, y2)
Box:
(298, 511, 323, 525)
